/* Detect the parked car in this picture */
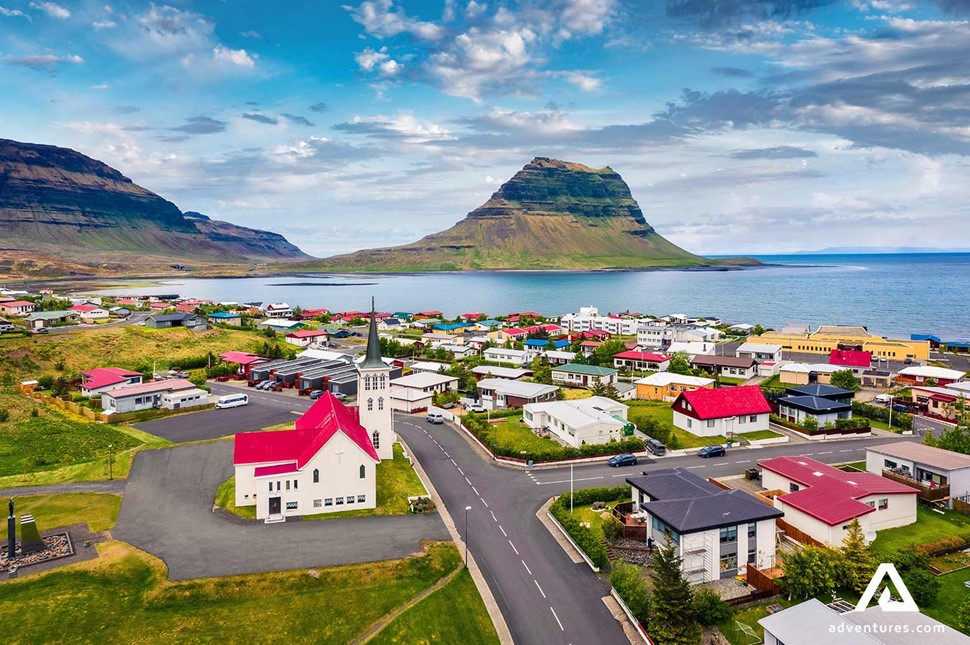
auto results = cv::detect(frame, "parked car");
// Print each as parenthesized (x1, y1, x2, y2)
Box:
(466, 403, 487, 413)
(253, 379, 268, 389)
(0, 323, 15, 332)
(645, 438, 667, 456)
(333, 392, 347, 400)
(874, 393, 892, 404)
(892, 404, 909, 413)
(259, 381, 275, 390)
(427, 411, 445, 424)
(174, 371, 190, 379)
(440, 401, 456, 409)
(697, 445, 726, 458)
(309, 389, 324, 400)
(29, 328, 48, 335)
(608, 453, 638, 467)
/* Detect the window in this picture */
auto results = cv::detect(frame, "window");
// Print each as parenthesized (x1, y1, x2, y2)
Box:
(720, 554, 738, 572)
(372, 431, 380, 449)
(378, 397, 384, 411)
(749, 415, 757, 423)
(739, 415, 746, 424)
(324, 498, 333, 506)
(359, 464, 366, 479)
(345, 495, 355, 504)
(293, 479, 298, 490)
(789, 483, 800, 493)
(244, 494, 249, 500)
(747, 547, 757, 564)
(719, 526, 737, 544)
(707, 420, 716, 428)
(884, 459, 897, 469)
(335, 497, 344, 505)
(358, 495, 366, 503)
(276, 481, 281, 491)
(878, 498, 889, 510)
(747, 522, 757, 539)
(367, 398, 373, 411)
(285, 501, 298, 511)
(687, 419, 692, 428)
(268, 482, 272, 492)
(313, 469, 319, 483)
(286, 480, 290, 491)
(313, 499, 322, 508)
(364, 375, 371, 391)
(865, 501, 875, 508)
(380, 375, 386, 388)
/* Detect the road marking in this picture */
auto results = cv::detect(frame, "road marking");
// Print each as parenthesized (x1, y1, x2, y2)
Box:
(611, 474, 628, 478)
(472, 486, 479, 496)
(481, 498, 488, 507)
(444, 452, 450, 458)
(817, 451, 833, 455)
(522, 560, 532, 575)
(839, 449, 854, 453)
(509, 540, 519, 555)
(499, 525, 507, 537)
(465, 477, 472, 485)
(713, 462, 729, 466)
(686, 465, 706, 469)
(457, 466, 465, 475)
(490, 511, 497, 522)
(534, 476, 604, 485)
(550, 607, 564, 631)
(735, 460, 751, 464)
(535, 580, 546, 598)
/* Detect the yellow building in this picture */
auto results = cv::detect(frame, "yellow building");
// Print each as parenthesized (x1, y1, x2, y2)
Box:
(634, 373, 715, 402)
(752, 325, 929, 361)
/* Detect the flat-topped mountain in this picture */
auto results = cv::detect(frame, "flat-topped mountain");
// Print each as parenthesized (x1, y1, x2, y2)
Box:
(0, 138, 308, 266)
(303, 157, 748, 271)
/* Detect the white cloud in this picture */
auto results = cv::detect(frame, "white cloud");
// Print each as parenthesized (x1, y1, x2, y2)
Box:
(4, 53, 83, 70)
(560, 71, 601, 91)
(0, 5, 29, 19)
(93, 20, 116, 29)
(354, 46, 401, 76)
(212, 45, 256, 69)
(29, 1, 69, 19)
(345, 0, 444, 40)
(91, 83, 109, 90)
(558, 0, 615, 37)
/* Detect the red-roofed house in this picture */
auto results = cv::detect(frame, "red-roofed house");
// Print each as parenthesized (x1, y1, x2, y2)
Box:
(0, 300, 35, 316)
(174, 304, 198, 314)
(581, 329, 612, 340)
(829, 349, 872, 373)
(612, 351, 671, 372)
(672, 385, 772, 437)
(80, 367, 143, 396)
(69, 303, 110, 322)
(759, 455, 918, 544)
(219, 351, 266, 379)
(284, 329, 330, 348)
(462, 312, 485, 320)
(414, 310, 443, 319)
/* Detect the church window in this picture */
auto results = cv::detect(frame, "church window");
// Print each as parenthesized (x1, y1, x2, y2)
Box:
(336, 497, 344, 505)
(364, 375, 371, 391)
(378, 397, 384, 411)
(313, 469, 319, 483)
(367, 398, 373, 411)
(324, 498, 333, 506)
(372, 431, 380, 449)
(380, 375, 386, 388)
(313, 499, 322, 508)
(358, 495, 366, 503)
(359, 464, 366, 479)
(286, 501, 298, 511)
(286, 480, 290, 491)
(293, 480, 298, 490)
(346, 495, 355, 504)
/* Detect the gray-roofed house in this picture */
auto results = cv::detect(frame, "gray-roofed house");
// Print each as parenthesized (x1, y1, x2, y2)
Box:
(625, 468, 783, 583)
(145, 313, 206, 330)
(476, 378, 558, 409)
(867, 441, 970, 508)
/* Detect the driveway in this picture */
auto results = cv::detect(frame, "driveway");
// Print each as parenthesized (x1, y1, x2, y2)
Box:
(113, 441, 449, 580)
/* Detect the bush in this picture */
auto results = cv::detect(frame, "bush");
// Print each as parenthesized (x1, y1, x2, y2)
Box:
(37, 375, 54, 390)
(693, 587, 732, 626)
(835, 417, 871, 430)
(549, 502, 608, 568)
(556, 486, 630, 508)
(610, 562, 649, 625)
(30, 408, 39, 418)
(0, 409, 9, 423)
(602, 515, 623, 542)
(915, 533, 970, 556)
(853, 400, 913, 431)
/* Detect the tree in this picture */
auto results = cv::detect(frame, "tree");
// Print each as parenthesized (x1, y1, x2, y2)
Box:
(51, 376, 70, 400)
(890, 551, 941, 607)
(610, 562, 649, 626)
(830, 369, 861, 392)
(925, 417, 970, 455)
(533, 363, 552, 385)
(751, 324, 766, 336)
(591, 339, 626, 366)
(667, 352, 692, 376)
(779, 545, 838, 600)
(591, 380, 621, 401)
(838, 518, 876, 594)
(959, 597, 970, 634)
(692, 587, 732, 626)
(649, 540, 701, 645)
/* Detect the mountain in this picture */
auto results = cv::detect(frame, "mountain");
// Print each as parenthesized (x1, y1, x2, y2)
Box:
(0, 138, 308, 268)
(301, 157, 751, 272)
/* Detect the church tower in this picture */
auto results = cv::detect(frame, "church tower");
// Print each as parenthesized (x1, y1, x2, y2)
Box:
(358, 298, 394, 460)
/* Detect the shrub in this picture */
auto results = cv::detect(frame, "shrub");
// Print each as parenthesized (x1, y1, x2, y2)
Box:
(602, 515, 623, 542)
(853, 400, 913, 431)
(610, 562, 649, 625)
(0, 409, 9, 423)
(693, 587, 732, 626)
(37, 375, 54, 390)
(549, 502, 608, 568)
(30, 408, 39, 418)
(915, 533, 970, 557)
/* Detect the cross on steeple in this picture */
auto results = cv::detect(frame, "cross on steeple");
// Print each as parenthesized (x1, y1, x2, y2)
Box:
(335, 446, 345, 464)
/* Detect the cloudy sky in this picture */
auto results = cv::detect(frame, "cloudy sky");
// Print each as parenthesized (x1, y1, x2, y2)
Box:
(2, 0, 969, 257)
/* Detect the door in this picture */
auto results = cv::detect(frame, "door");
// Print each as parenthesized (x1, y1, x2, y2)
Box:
(269, 497, 281, 515)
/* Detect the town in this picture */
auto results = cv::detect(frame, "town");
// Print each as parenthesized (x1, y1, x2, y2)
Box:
(1, 289, 969, 645)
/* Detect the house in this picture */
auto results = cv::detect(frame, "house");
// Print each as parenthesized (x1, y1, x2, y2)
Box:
(778, 362, 841, 385)
(667, 341, 715, 356)
(69, 304, 110, 322)
(759, 456, 918, 545)
(80, 367, 143, 397)
(145, 313, 206, 330)
(439, 344, 478, 360)
(689, 355, 757, 380)
(578, 340, 602, 357)
(422, 333, 459, 348)
(759, 598, 967, 645)
(0, 300, 35, 316)
(522, 396, 629, 447)
(752, 325, 930, 361)
(786, 384, 854, 405)
(263, 303, 293, 318)
(672, 386, 771, 437)
(109, 307, 131, 318)
(408, 361, 451, 375)
(433, 322, 473, 334)
(208, 311, 243, 326)
(910, 385, 970, 421)
(389, 372, 458, 410)
(612, 351, 670, 372)
(471, 365, 531, 380)
(472, 319, 503, 331)
(159, 387, 210, 410)
(484, 347, 533, 366)
(727, 323, 754, 334)
(867, 442, 970, 508)
(560, 306, 649, 335)
(735, 343, 783, 363)
(488, 327, 529, 344)
(634, 373, 714, 402)
(626, 469, 782, 583)
(551, 363, 618, 388)
(777, 384, 855, 425)
(377, 318, 403, 331)
(896, 365, 966, 386)
(23, 310, 80, 329)
(524, 338, 554, 350)
(101, 379, 207, 414)
(258, 318, 304, 332)
(544, 350, 576, 366)
(219, 351, 265, 379)
(861, 369, 893, 389)
(828, 349, 871, 372)
(476, 378, 558, 409)
(285, 329, 330, 348)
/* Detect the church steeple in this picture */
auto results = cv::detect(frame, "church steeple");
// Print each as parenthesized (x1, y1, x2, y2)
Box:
(361, 296, 384, 369)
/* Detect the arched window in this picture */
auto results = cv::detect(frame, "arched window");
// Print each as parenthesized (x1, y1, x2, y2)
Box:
(372, 431, 380, 449)
(364, 375, 371, 391)
(367, 398, 373, 411)
(359, 464, 366, 479)
(379, 375, 386, 389)
(313, 469, 319, 483)
(378, 397, 384, 411)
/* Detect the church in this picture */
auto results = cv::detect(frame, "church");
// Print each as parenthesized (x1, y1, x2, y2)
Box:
(233, 302, 396, 522)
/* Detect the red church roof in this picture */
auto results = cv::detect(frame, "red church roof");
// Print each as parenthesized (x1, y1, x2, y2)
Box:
(234, 392, 380, 467)
(829, 349, 872, 368)
(675, 386, 771, 420)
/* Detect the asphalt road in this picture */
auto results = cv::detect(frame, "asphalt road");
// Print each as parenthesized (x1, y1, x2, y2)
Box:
(396, 416, 921, 645)
(134, 383, 313, 442)
(46, 311, 151, 334)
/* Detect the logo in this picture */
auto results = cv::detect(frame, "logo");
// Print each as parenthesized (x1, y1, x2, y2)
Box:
(853, 563, 919, 613)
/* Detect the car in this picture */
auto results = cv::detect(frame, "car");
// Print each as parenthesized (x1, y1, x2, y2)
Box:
(174, 371, 190, 378)
(29, 328, 49, 334)
(427, 411, 445, 424)
(259, 381, 275, 390)
(252, 379, 268, 389)
(608, 453, 638, 467)
(892, 404, 909, 413)
(440, 401, 456, 409)
(645, 438, 667, 456)
(904, 358, 914, 365)
(466, 403, 487, 413)
(333, 392, 347, 400)
(0, 324, 15, 332)
(697, 445, 726, 458)
(308, 389, 324, 400)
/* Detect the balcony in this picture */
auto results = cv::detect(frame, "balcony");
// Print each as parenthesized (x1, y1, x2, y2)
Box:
(882, 469, 950, 501)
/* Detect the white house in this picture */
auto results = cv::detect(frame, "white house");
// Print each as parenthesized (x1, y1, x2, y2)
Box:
(484, 347, 533, 366)
(667, 341, 715, 356)
(80, 367, 143, 397)
(897, 365, 966, 386)
(476, 378, 558, 409)
(259, 318, 304, 332)
(626, 469, 782, 583)
(544, 350, 576, 366)
(688, 355, 757, 379)
(408, 361, 451, 375)
(522, 396, 629, 447)
(101, 379, 204, 414)
(440, 344, 478, 359)
(285, 329, 330, 348)
(612, 351, 670, 372)
(471, 365, 531, 380)
(866, 442, 970, 508)
(160, 387, 210, 410)
(264, 303, 293, 318)
(391, 372, 458, 395)
(551, 363, 618, 388)
(672, 385, 771, 437)
(560, 306, 648, 336)
(735, 342, 783, 363)
(759, 456, 918, 545)
(69, 304, 110, 323)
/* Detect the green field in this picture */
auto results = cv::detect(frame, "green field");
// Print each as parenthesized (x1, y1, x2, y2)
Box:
(10, 493, 121, 537)
(213, 476, 257, 520)
(0, 541, 482, 644)
(737, 429, 785, 441)
(626, 400, 675, 425)
(569, 493, 629, 539)
(483, 419, 563, 456)
(872, 505, 970, 556)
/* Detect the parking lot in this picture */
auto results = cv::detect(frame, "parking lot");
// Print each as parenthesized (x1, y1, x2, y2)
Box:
(134, 383, 313, 442)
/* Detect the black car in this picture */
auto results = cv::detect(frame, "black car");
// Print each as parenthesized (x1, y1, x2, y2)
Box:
(697, 445, 726, 458)
(608, 453, 638, 467)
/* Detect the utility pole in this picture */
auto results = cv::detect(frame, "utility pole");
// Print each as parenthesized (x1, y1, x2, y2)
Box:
(570, 464, 574, 514)
(464, 505, 472, 567)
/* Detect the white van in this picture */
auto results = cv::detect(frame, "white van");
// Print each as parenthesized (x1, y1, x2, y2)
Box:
(427, 411, 445, 424)
(216, 393, 249, 409)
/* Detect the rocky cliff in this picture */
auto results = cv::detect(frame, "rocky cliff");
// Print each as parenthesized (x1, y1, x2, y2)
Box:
(302, 157, 737, 271)
(0, 138, 308, 263)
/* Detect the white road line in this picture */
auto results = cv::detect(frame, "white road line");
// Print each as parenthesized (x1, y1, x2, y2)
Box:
(839, 449, 853, 453)
(472, 486, 479, 496)
(457, 466, 465, 475)
(535, 580, 546, 598)
(550, 607, 564, 631)
(481, 498, 488, 507)
(686, 465, 706, 469)
(499, 525, 507, 537)
(444, 452, 450, 458)
(509, 540, 519, 555)
(465, 477, 472, 485)
(490, 510, 498, 522)
(534, 476, 605, 485)
(522, 560, 532, 575)
(611, 474, 628, 478)
(713, 462, 729, 466)
(735, 460, 751, 464)
(818, 451, 833, 455)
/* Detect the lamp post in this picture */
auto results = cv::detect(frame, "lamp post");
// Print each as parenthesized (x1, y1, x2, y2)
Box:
(464, 505, 472, 567)
(108, 444, 113, 480)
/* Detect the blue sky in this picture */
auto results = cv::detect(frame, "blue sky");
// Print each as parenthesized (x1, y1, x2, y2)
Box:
(2, 0, 969, 257)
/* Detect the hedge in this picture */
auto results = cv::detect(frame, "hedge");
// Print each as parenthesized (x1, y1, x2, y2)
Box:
(549, 489, 630, 569)
(852, 401, 913, 431)
(916, 533, 970, 557)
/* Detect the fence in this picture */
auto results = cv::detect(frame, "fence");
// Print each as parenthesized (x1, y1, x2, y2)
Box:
(746, 563, 782, 594)
(882, 469, 950, 502)
(755, 490, 783, 507)
(707, 477, 732, 491)
(955, 498, 970, 516)
(777, 518, 824, 547)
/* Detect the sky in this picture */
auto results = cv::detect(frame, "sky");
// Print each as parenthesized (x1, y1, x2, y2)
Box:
(2, 0, 970, 258)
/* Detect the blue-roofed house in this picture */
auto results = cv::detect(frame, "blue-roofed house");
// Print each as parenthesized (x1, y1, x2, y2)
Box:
(912, 333, 942, 348)
(433, 322, 473, 335)
(524, 338, 552, 349)
(551, 339, 571, 349)
(209, 311, 243, 326)
(474, 319, 504, 331)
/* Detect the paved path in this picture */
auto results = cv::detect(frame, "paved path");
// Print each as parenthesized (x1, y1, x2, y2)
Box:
(0, 480, 127, 498)
(113, 441, 449, 580)
(396, 415, 921, 645)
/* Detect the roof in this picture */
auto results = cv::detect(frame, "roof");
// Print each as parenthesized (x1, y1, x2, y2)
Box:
(786, 384, 854, 399)
(390, 387, 434, 402)
(81, 367, 142, 390)
(484, 347, 530, 358)
(409, 361, 450, 373)
(286, 329, 329, 338)
(612, 351, 669, 362)
(898, 365, 965, 380)
(69, 304, 100, 312)
(524, 339, 552, 347)
(912, 333, 943, 343)
(502, 327, 528, 336)
(553, 363, 617, 376)
(778, 395, 852, 413)
(0, 300, 33, 308)
(103, 378, 196, 399)
(209, 311, 241, 319)
(477, 378, 558, 398)
(868, 441, 970, 471)
(260, 318, 303, 328)
(220, 351, 264, 365)
(25, 310, 76, 321)
(391, 372, 458, 389)
(689, 355, 756, 369)
(524, 396, 627, 430)
(759, 456, 918, 525)
(829, 349, 872, 367)
(254, 463, 299, 477)
(677, 386, 771, 420)
(627, 469, 782, 534)
(471, 365, 530, 379)
(736, 342, 782, 354)
(544, 350, 576, 360)
(635, 372, 714, 388)
(149, 313, 198, 323)
(234, 392, 379, 466)
(434, 322, 472, 331)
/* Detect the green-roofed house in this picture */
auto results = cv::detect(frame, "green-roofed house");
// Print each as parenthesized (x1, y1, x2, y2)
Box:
(551, 363, 619, 388)
(24, 310, 80, 329)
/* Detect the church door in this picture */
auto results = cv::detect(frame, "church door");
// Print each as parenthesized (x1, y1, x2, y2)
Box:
(269, 497, 281, 515)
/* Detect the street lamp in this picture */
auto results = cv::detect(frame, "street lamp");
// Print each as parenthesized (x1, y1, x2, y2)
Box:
(464, 505, 472, 566)
(108, 444, 113, 480)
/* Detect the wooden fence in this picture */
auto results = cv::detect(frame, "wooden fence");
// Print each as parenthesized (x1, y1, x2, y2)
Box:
(746, 563, 782, 594)
(777, 518, 824, 547)
(954, 499, 970, 516)
(882, 469, 950, 502)
(707, 477, 732, 491)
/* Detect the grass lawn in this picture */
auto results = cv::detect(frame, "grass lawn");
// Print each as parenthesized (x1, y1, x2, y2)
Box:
(569, 494, 628, 538)
(717, 376, 747, 386)
(872, 505, 970, 556)
(930, 550, 970, 574)
(760, 374, 783, 390)
(718, 598, 795, 645)
(213, 476, 257, 520)
(840, 460, 867, 470)
(626, 400, 674, 425)
(737, 429, 785, 441)
(371, 569, 500, 645)
(481, 418, 562, 456)
(923, 567, 970, 631)
(669, 426, 726, 449)
(561, 388, 593, 400)
(11, 493, 121, 537)
(0, 540, 473, 644)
